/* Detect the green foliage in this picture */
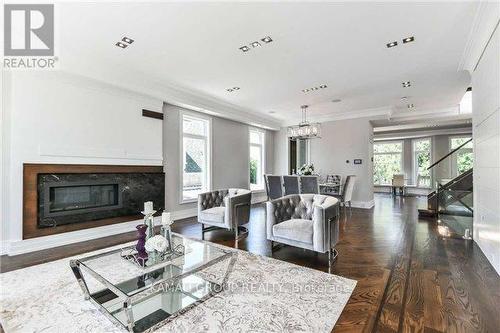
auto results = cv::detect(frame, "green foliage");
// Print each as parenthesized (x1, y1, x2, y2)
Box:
(250, 159, 258, 184)
(457, 152, 473, 174)
(373, 154, 401, 185)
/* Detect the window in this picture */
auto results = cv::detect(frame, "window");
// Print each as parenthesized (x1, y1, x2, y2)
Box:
(373, 141, 403, 185)
(249, 129, 265, 191)
(450, 136, 473, 177)
(413, 138, 431, 187)
(181, 113, 211, 203)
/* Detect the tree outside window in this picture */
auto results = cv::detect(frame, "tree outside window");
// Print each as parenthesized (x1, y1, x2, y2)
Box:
(413, 138, 431, 187)
(451, 137, 473, 176)
(373, 142, 403, 185)
(249, 129, 265, 190)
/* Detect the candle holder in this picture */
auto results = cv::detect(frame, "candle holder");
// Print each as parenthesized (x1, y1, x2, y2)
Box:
(161, 224, 173, 253)
(141, 210, 157, 243)
(135, 224, 148, 266)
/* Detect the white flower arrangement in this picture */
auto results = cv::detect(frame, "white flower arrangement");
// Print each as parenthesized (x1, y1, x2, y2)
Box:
(145, 235, 168, 253)
(298, 163, 315, 176)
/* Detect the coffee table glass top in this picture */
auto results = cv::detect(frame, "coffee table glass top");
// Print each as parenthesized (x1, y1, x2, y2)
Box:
(77, 234, 231, 297)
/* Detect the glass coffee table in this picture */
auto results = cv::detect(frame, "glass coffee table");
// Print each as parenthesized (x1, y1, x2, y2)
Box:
(70, 234, 236, 332)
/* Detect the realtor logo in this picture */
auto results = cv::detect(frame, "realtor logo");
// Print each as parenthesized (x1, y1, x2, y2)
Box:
(4, 4, 54, 56)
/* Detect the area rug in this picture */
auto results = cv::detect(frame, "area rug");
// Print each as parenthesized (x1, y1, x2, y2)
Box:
(0, 240, 356, 333)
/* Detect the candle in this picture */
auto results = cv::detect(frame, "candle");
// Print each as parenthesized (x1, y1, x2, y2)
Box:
(162, 212, 171, 226)
(144, 201, 153, 214)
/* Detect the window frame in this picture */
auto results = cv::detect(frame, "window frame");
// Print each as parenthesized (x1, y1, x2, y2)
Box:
(179, 111, 212, 204)
(412, 137, 432, 188)
(373, 140, 404, 186)
(449, 135, 473, 178)
(248, 127, 266, 192)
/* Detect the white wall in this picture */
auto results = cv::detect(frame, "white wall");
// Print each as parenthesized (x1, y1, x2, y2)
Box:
(163, 103, 274, 218)
(274, 117, 374, 208)
(1, 71, 163, 254)
(472, 26, 500, 274)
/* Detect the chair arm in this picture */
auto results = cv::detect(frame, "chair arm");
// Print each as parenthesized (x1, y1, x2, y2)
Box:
(224, 192, 252, 229)
(312, 197, 339, 252)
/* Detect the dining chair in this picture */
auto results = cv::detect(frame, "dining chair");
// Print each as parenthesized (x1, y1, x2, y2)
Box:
(299, 175, 319, 194)
(332, 175, 356, 215)
(392, 174, 406, 196)
(264, 175, 283, 200)
(283, 175, 300, 195)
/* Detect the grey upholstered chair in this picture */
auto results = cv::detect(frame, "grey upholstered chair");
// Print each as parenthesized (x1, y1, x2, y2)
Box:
(266, 194, 340, 265)
(198, 189, 252, 240)
(332, 175, 356, 214)
(299, 175, 319, 194)
(283, 175, 300, 195)
(264, 175, 283, 200)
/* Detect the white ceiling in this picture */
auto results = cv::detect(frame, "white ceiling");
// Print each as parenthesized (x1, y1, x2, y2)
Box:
(57, 1, 478, 126)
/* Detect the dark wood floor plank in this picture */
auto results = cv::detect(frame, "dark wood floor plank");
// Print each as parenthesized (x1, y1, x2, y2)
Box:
(1, 195, 499, 333)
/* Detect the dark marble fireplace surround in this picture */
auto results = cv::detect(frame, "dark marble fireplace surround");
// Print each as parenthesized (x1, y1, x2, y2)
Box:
(23, 164, 165, 239)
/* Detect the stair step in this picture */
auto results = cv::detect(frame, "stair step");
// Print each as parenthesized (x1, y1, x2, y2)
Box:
(418, 209, 437, 217)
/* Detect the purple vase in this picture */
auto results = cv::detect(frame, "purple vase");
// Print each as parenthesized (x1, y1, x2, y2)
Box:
(136, 224, 148, 266)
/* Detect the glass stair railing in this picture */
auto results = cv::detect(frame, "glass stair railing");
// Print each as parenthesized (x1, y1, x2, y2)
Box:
(419, 138, 473, 239)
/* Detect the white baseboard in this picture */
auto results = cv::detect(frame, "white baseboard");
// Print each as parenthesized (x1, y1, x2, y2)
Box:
(3, 208, 199, 256)
(171, 207, 198, 221)
(351, 200, 375, 209)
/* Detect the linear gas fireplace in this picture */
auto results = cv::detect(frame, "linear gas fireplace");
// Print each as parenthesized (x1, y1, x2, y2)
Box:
(23, 164, 165, 239)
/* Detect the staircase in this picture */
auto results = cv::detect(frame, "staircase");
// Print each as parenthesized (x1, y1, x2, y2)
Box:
(418, 138, 473, 239)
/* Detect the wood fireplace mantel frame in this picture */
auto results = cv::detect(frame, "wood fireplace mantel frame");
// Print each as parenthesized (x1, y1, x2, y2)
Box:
(23, 163, 164, 239)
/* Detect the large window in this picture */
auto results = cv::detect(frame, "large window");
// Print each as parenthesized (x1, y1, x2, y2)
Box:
(181, 113, 211, 203)
(413, 138, 431, 187)
(373, 141, 403, 185)
(249, 129, 265, 191)
(450, 136, 473, 177)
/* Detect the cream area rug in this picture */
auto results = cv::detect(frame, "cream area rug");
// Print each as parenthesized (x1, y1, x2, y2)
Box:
(0, 240, 356, 333)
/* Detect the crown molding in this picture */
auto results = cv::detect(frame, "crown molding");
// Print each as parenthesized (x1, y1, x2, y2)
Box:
(62, 66, 282, 131)
(458, 1, 500, 73)
(281, 106, 392, 126)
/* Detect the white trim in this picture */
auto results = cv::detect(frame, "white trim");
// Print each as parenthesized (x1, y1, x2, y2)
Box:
(411, 137, 432, 187)
(350, 200, 375, 209)
(4, 206, 199, 256)
(282, 106, 392, 126)
(4, 217, 160, 256)
(179, 110, 212, 205)
(458, 2, 500, 73)
(171, 207, 198, 221)
(248, 127, 266, 191)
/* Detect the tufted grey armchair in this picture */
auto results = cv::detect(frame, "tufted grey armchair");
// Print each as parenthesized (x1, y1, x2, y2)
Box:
(198, 188, 252, 240)
(266, 194, 340, 264)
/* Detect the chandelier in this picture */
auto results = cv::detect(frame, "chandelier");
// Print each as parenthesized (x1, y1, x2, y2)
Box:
(287, 105, 321, 139)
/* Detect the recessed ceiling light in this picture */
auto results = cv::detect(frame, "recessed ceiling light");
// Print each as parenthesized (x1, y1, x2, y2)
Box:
(400, 96, 408, 101)
(122, 37, 134, 44)
(402, 81, 411, 87)
(302, 89, 310, 93)
(386, 41, 398, 48)
(115, 42, 127, 48)
(319, 84, 328, 89)
(332, 99, 342, 103)
(261, 36, 273, 44)
(250, 41, 261, 48)
(226, 88, 233, 92)
(402, 36, 415, 44)
(239, 46, 250, 52)
(233, 87, 240, 90)
(407, 103, 414, 109)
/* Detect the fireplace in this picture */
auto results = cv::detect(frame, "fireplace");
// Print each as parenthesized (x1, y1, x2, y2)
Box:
(24, 164, 165, 239)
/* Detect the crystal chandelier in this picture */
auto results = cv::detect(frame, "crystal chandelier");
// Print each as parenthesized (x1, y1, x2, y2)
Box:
(287, 105, 321, 139)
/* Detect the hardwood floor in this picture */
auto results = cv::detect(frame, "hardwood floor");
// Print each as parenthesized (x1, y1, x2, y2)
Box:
(1, 194, 499, 332)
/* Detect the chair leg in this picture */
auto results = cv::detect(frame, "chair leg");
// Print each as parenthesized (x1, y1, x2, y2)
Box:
(201, 223, 204, 240)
